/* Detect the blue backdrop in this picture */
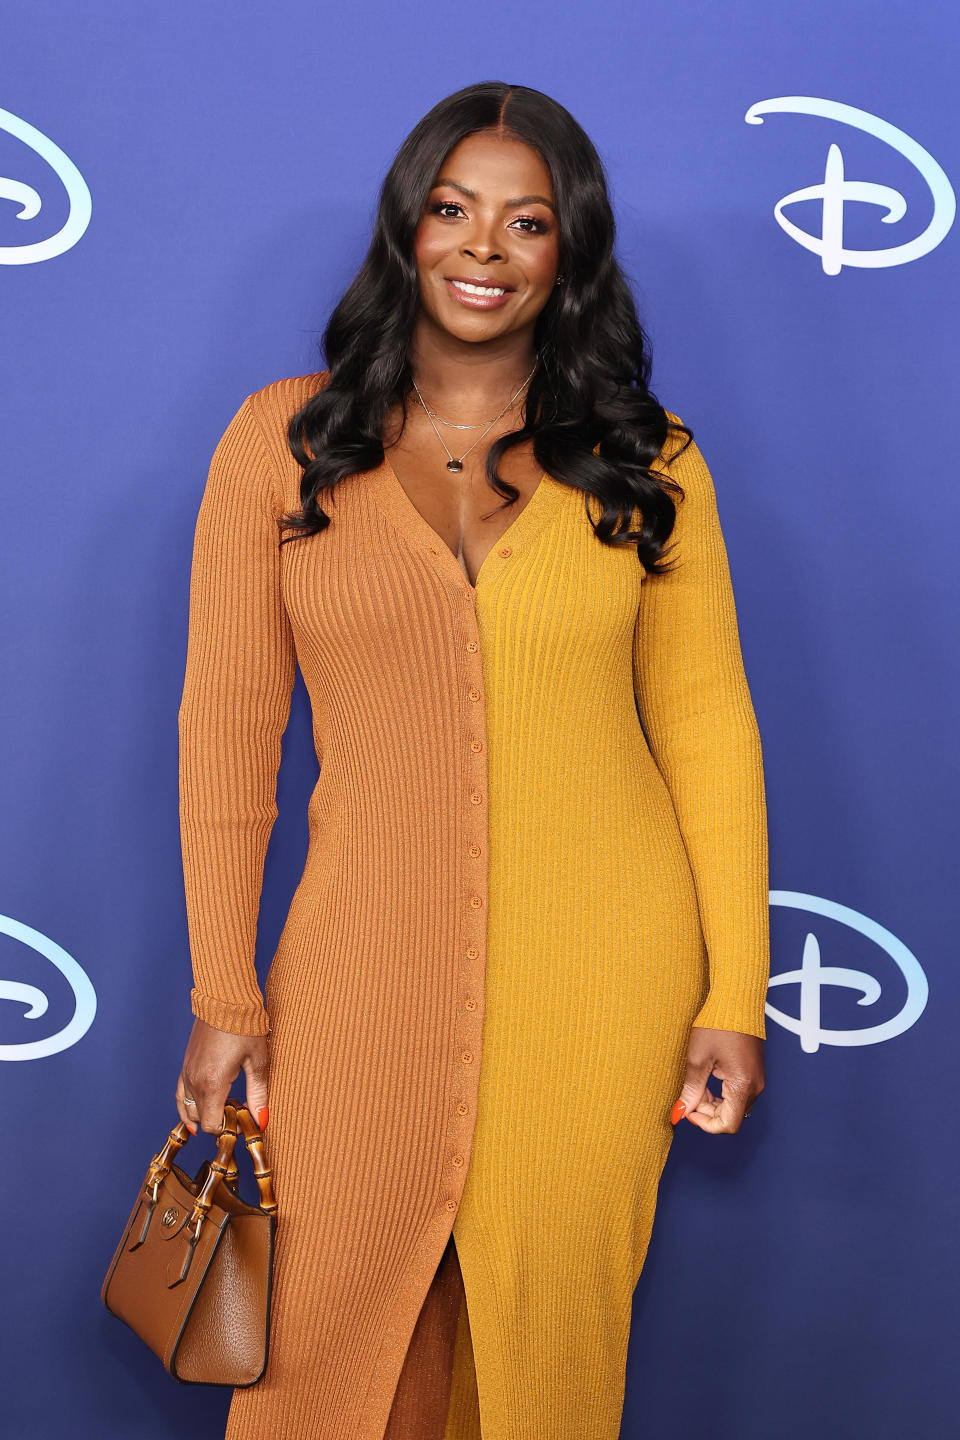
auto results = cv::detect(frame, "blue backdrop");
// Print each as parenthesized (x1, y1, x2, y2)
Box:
(2, 3, 955, 1436)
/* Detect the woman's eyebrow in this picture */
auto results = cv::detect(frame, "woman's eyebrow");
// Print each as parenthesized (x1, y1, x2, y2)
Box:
(433, 176, 557, 214)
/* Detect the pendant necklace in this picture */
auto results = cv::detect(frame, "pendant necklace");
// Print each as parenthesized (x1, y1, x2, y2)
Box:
(411, 361, 537, 473)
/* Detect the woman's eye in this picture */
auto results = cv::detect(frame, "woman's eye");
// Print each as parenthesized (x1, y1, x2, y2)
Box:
(428, 203, 546, 236)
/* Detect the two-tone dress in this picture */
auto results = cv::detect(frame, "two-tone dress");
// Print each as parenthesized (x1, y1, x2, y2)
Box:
(177, 370, 770, 1440)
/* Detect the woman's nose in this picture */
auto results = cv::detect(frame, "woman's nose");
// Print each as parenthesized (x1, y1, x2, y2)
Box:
(461, 227, 502, 263)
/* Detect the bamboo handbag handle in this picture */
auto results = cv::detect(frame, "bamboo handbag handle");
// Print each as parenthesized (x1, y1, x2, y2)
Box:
(137, 1098, 278, 1286)
(144, 1099, 277, 1207)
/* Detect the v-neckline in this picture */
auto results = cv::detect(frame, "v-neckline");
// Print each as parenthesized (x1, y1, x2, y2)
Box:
(373, 450, 562, 594)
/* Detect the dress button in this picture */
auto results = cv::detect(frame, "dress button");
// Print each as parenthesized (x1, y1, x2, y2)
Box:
(465, 998, 477, 1011)
(457, 1102, 468, 1115)
(466, 946, 479, 959)
(469, 896, 483, 908)
(466, 640, 479, 652)
(498, 546, 512, 557)
(451, 1154, 464, 1167)
(470, 739, 482, 752)
(468, 687, 481, 701)
(461, 1050, 473, 1064)
(468, 844, 481, 857)
(470, 791, 482, 805)
(445, 1199, 458, 1212)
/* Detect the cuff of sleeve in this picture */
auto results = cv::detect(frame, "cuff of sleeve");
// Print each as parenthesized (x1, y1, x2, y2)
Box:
(191, 987, 271, 1036)
(691, 985, 768, 1040)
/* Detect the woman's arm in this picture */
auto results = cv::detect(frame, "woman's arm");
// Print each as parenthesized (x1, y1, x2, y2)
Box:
(632, 417, 770, 1040)
(177, 395, 297, 1038)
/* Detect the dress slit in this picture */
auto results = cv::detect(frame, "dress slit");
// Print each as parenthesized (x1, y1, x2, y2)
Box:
(383, 1232, 471, 1439)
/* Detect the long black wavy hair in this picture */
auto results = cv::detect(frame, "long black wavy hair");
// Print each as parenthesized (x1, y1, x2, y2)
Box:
(281, 81, 692, 574)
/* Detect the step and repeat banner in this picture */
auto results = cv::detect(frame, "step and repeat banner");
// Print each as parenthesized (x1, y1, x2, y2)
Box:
(1, 4, 954, 1437)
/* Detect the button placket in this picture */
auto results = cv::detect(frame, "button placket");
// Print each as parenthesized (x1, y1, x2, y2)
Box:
(367, 459, 565, 1219)
(442, 580, 490, 1215)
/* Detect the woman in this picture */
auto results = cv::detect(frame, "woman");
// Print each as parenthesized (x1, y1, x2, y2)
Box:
(176, 81, 768, 1440)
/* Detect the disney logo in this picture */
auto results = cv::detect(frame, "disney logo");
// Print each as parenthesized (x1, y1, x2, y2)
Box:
(0, 914, 96, 1059)
(745, 95, 956, 274)
(766, 891, 927, 1053)
(0, 104, 92, 264)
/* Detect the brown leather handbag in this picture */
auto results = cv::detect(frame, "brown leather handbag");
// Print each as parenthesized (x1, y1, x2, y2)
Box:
(101, 1097, 277, 1386)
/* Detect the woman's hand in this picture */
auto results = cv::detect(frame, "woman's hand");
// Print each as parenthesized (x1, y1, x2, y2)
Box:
(176, 1017, 271, 1136)
(670, 1026, 765, 1134)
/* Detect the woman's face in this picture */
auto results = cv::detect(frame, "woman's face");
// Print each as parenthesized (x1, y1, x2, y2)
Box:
(413, 130, 560, 347)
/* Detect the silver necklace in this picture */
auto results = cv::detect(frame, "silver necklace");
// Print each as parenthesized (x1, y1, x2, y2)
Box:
(418, 404, 485, 430)
(411, 361, 537, 473)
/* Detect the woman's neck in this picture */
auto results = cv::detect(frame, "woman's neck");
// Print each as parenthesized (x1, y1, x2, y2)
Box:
(408, 320, 538, 417)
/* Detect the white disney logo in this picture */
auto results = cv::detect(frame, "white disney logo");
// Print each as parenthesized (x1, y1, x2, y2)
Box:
(0, 914, 96, 1059)
(766, 891, 927, 1053)
(745, 95, 956, 274)
(0, 104, 92, 264)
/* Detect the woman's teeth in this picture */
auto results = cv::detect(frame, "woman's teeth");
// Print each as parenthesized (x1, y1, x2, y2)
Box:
(451, 280, 506, 296)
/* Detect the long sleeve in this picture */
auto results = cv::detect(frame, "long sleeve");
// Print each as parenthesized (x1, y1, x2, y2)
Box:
(177, 396, 297, 1036)
(632, 419, 770, 1039)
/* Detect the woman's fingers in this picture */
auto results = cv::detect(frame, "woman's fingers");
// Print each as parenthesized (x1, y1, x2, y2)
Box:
(175, 1071, 199, 1135)
(176, 1018, 272, 1138)
(176, 1069, 230, 1135)
(684, 1079, 747, 1133)
(671, 1026, 765, 1135)
(242, 1048, 271, 1132)
(690, 1083, 722, 1117)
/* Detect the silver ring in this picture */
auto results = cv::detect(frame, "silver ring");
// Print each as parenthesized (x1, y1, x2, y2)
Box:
(184, 1097, 198, 1107)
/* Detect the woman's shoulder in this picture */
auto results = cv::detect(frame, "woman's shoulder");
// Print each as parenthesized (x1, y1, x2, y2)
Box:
(244, 368, 332, 432)
(210, 371, 331, 502)
(657, 408, 709, 475)
(660, 408, 690, 450)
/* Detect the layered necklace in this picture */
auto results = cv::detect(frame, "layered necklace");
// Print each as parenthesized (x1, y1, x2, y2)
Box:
(411, 360, 538, 473)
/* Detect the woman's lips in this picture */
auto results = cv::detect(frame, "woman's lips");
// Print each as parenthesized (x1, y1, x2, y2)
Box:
(443, 277, 513, 310)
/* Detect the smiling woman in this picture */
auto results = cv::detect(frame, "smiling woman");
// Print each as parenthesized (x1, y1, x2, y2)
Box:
(175, 80, 770, 1440)
(386, 128, 562, 509)
(416, 138, 560, 333)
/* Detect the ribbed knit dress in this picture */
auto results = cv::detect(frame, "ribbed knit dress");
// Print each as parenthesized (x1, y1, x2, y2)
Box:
(177, 370, 770, 1440)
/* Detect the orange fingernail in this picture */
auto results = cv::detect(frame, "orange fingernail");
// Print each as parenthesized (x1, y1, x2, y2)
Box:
(258, 1107, 269, 1131)
(186, 1121, 197, 1135)
(670, 1101, 686, 1125)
